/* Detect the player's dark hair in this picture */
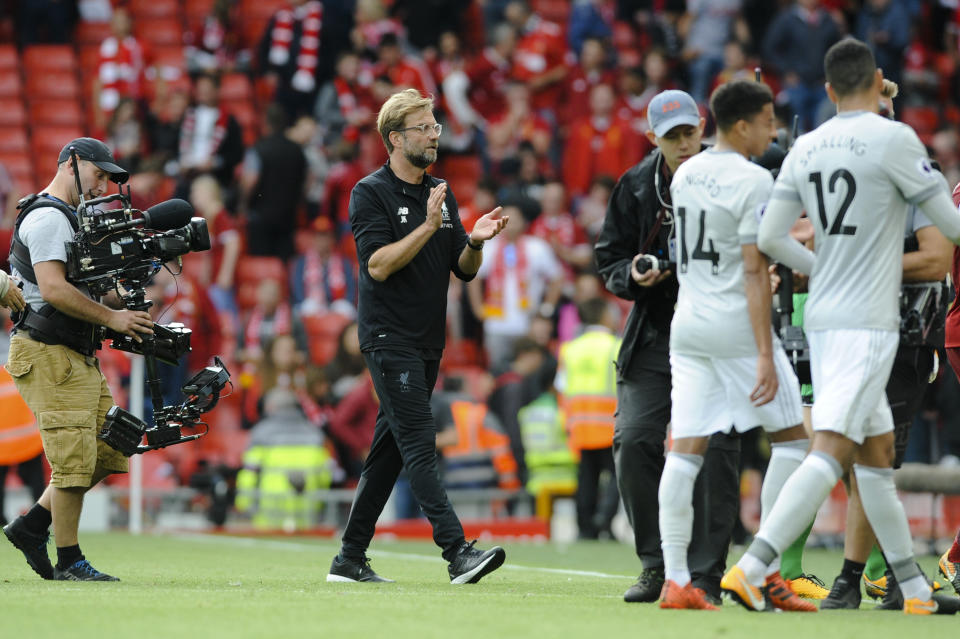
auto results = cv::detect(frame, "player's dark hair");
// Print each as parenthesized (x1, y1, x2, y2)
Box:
(577, 297, 609, 326)
(824, 38, 876, 97)
(709, 80, 773, 132)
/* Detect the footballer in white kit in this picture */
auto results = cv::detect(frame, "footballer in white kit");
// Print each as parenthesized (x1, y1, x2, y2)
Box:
(656, 79, 813, 613)
(723, 38, 960, 615)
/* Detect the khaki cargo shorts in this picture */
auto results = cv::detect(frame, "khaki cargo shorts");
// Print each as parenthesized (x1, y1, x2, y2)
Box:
(4, 335, 128, 488)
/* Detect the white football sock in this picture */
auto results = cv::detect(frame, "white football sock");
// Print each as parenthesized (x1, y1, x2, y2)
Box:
(740, 451, 842, 585)
(760, 440, 807, 577)
(658, 452, 703, 588)
(853, 464, 931, 601)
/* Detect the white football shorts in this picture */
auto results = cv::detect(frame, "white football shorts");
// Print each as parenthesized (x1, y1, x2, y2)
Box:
(807, 328, 897, 444)
(669, 346, 803, 439)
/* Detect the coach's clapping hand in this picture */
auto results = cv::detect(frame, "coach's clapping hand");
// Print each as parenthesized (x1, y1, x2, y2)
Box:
(750, 355, 778, 406)
(107, 309, 154, 343)
(631, 254, 671, 287)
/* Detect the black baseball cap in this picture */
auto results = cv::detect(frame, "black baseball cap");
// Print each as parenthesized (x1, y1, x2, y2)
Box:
(58, 137, 129, 184)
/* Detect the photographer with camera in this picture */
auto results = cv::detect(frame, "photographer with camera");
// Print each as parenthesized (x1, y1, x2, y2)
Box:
(594, 90, 740, 605)
(3, 138, 153, 582)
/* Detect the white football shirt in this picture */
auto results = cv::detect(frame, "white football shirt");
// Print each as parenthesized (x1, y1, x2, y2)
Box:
(669, 149, 774, 358)
(770, 111, 944, 331)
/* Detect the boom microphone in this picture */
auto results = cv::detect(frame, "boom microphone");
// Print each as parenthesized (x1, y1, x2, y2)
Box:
(101, 199, 195, 232)
(142, 199, 195, 230)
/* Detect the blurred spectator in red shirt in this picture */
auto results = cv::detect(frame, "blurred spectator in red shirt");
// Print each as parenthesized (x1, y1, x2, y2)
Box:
(314, 51, 376, 148)
(529, 181, 593, 276)
(561, 37, 618, 128)
(575, 174, 616, 242)
(289, 216, 358, 318)
(189, 175, 242, 316)
(464, 23, 516, 124)
(351, 0, 406, 58)
(177, 72, 245, 194)
(185, 0, 251, 74)
(372, 32, 437, 97)
(94, 7, 152, 130)
(506, 0, 569, 118)
(323, 140, 366, 239)
(487, 81, 552, 173)
(106, 98, 145, 174)
(562, 83, 641, 198)
(327, 371, 378, 480)
(240, 279, 308, 364)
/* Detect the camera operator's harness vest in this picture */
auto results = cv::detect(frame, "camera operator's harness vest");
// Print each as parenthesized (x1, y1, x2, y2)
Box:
(8, 194, 101, 356)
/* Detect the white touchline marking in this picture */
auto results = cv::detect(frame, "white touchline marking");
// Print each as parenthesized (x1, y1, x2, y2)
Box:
(169, 533, 634, 580)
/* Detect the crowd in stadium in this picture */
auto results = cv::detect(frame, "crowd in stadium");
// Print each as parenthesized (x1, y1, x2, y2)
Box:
(0, 0, 959, 532)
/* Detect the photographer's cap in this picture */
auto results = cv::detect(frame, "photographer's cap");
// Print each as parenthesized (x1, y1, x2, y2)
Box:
(58, 137, 129, 184)
(647, 90, 701, 138)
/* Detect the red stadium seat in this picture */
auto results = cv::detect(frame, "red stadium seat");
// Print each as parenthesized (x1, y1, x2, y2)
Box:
(74, 21, 113, 47)
(0, 153, 35, 185)
(0, 44, 17, 70)
(235, 256, 287, 312)
(0, 98, 27, 127)
(184, 0, 217, 31)
(225, 100, 259, 146)
(220, 73, 254, 102)
(440, 154, 481, 203)
(32, 125, 86, 168)
(135, 18, 183, 48)
(302, 313, 353, 366)
(532, 0, 571, 25)
(23, 45, 77, 72)
(0, 127, 29, 153)
(152, 46, 187, 82)
(0, 69, 22, 97)
(900, 106, 940, 135)
(25, 71, 80, 99)
(129, 0, 182, 20)
(442, 339, 485, 370)
(27, 99, 85, 127)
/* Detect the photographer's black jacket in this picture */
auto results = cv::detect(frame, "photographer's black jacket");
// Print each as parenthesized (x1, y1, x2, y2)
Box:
(595, 147, 705, 372)
(350, 162, 474, 355)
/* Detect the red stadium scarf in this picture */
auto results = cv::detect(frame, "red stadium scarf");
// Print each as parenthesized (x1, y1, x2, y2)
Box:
(268, 1, 323, 93)
(304, 251, 347, 311)
(179, 106, 229, 162)
(484, 239, 528, 318)
(98, 36, 146, 111)
(244, 303, 292, 352)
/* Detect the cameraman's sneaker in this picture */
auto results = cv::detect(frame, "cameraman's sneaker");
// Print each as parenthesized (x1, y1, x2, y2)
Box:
(448, 540, 505, 584)
(3, 518, 53, 580)
(326, 554, 394, 583)
(54, 559, 119, 581)
(624, 567, 665, 603)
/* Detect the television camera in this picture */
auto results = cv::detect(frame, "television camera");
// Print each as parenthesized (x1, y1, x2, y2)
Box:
(59, 148, 231, 455)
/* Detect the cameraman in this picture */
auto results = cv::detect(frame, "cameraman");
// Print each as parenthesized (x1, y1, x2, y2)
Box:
(595, 90, 740, 605)
(3, 138, 153, 582)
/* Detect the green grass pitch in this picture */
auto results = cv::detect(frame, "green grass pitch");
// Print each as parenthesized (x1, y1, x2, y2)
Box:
(1, 533, 955, 638)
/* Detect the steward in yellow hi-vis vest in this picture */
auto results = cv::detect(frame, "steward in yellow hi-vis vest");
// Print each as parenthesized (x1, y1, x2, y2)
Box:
(554, 298, 622, 539)
(236, 389, 335, 531)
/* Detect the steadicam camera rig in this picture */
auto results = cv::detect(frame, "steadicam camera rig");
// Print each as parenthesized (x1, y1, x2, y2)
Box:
(60, 148, 231, 456)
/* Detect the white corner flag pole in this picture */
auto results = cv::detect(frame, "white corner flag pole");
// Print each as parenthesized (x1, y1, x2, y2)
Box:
(128, 355, 144, 534)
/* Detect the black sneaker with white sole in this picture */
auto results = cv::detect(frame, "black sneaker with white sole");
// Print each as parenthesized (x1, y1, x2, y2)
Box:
(448, 540, 506, 584)
(326, 554, 394, 583)
(54, 559, 119, 581)
(3, 518, 53, 580)
(820, 574, 861, 610)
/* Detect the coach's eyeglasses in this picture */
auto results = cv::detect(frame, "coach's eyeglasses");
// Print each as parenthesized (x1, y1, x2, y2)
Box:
(394, 123, 442, 136)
